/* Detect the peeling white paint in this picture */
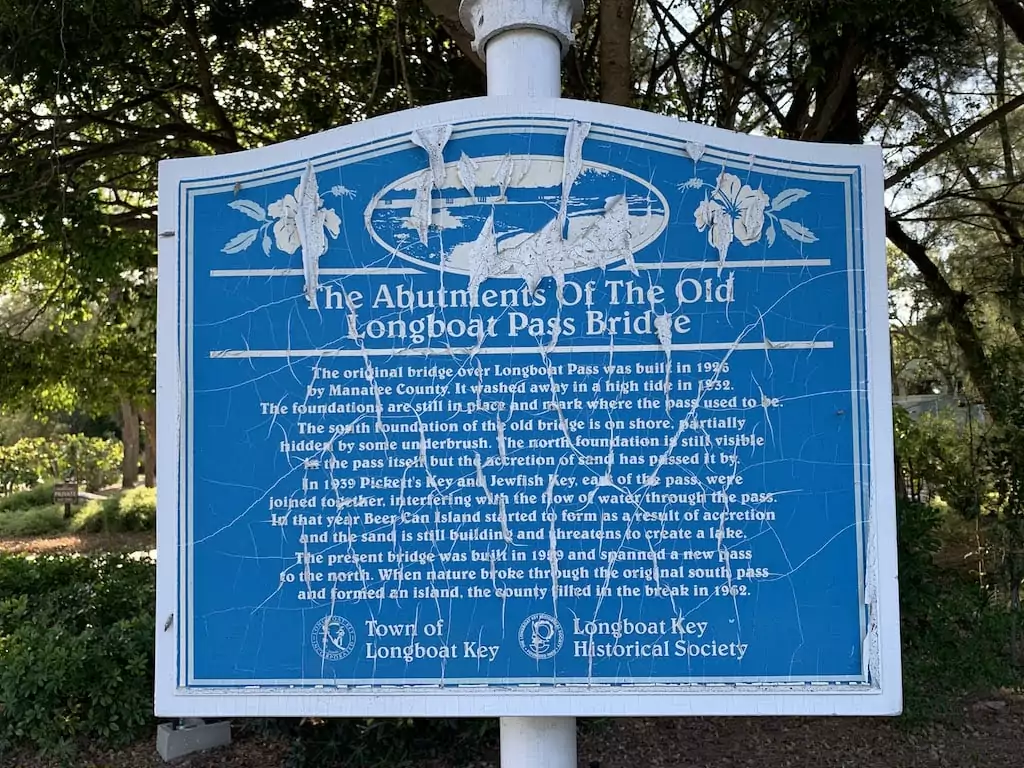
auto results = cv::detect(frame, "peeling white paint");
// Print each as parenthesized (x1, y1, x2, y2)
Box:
(411, 125, 454, 188)
(410, 170, 433, 246)
(493, 152, 515, 200)
(466, 213, 501, 304)
(294, 161, 333, 309)
(558, 120, 591, 229)
(685, 141, 705, 166)
(457, 151, 480, 198)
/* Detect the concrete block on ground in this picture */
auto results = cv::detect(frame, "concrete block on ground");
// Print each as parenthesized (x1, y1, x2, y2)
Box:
(156, 719, 232, 761)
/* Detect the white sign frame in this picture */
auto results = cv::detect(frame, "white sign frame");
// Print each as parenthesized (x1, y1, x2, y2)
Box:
(156, 96, 901, 718)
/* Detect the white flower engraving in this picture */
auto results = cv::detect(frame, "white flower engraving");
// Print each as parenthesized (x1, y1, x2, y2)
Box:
(689, 170, 816, 268)
(221, 172, 345, 262)
(267, 180, 341, 255)
(220, 163, 345, 308)
(694, 172, 770, 264)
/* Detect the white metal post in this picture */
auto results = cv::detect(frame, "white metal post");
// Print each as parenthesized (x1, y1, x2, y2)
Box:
(500, 717, 578, 768)
(460, 0, 584, 99)
(458, 1, 584, 766)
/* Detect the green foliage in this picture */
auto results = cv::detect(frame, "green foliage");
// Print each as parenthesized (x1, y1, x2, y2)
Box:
(71, 486, 155, 534)
(892, 405, 981, 516)
(0, 554, 156, 756)
(897, 500, 1023, 720)
(782, 0, 970, 68)
(60, 433, 124, 492)
(0, 482, 55, 513)
(0, 434, 121, 494)
(0, 505, 67, 538)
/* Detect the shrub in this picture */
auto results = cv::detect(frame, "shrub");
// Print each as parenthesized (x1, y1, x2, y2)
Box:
(897, 499, 1024, 720)
(71, 487, 156, 534)
(61, 434, 122, 492)
(0, 505, 67, 538)
(0, 434, 122, 495)
(118, 487, 157, 531)
(0, 554, 156, 756)
(0, 438, 50, 493)
(0, 482, 55, 513)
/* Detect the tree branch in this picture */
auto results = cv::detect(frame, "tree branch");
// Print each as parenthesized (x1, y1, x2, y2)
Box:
(646, 0, 787, 127)
(991, 0, 1024, 45)
(422, 0, 484, 72)
(885, 92, 1024, 188)
(886, 211, 1001, 415)
(179, 0, 241, 151)
(601, 0, 635, 106)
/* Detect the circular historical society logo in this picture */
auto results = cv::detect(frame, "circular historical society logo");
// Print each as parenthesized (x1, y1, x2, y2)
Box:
(518, 613, 564, 660)
(311, 615, 356, 662)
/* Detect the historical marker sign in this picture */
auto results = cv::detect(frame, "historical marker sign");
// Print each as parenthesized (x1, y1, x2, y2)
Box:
(156, 99, 901, 717)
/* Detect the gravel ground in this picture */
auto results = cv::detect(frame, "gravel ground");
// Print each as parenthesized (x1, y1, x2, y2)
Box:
(3, 693, 1021, 768)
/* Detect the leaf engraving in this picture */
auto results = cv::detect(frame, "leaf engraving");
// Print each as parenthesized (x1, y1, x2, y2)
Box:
(771, 189, 809, 211)
(778, 218, 818, 243)
(228, 199, 267, 221)
(222, 229, 259, 254)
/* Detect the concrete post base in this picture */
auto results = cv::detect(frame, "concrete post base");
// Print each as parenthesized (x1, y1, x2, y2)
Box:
(156, 719, 232, 761)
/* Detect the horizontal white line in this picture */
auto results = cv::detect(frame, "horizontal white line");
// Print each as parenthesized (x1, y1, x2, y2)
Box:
(209, 268, 422, 277)
(209, 341, 833, 359)
(208, 261, 833, 279)
(619, 259, 832, 270)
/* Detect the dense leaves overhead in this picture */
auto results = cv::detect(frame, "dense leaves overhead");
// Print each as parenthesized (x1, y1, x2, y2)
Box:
(0, 0, 1021, 452)
(0, 0, 484, 280)
(0, 0, 484, 410)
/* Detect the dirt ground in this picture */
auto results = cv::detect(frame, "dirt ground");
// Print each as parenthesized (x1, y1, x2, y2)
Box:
(0, 530, 155, 556)
(3, 694, 1022, 768)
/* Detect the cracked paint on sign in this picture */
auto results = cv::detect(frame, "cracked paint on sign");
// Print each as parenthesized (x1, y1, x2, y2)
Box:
(161, 104, 897, 715)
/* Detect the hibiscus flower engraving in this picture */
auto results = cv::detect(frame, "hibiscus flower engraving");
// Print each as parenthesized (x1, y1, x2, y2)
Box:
(694, 172, 769, 265)
(221, 163, 347, 308)
(220, 169, 349, 261)
(268, 173, 341, 256)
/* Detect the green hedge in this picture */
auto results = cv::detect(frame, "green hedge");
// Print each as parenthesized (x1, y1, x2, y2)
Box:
(0, 554, 156, 756)
(0, 504, 67, 537)
(0, 482, 56, 514)
(71, 487, 156, 534)
(897, 499, 1024, 719)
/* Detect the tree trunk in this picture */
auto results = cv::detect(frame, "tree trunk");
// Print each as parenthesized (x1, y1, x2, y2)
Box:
(141, 403, 156, 488)
(885, 214, 1003, 423)
(600, 0, 634, 106)
(991, 0, 1024, 45)
(121, 399, 140, 489)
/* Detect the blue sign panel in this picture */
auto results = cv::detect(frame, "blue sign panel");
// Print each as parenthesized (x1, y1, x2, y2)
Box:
(156, 100, 900, 716)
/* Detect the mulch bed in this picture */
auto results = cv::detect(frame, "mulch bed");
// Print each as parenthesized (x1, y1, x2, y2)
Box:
(0, 531, 155, 556)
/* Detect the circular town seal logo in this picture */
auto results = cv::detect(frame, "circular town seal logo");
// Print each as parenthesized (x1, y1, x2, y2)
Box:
(311, 615, 356, 662)
(518, 613, 564, 660)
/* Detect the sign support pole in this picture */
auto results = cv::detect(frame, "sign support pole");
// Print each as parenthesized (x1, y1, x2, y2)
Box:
(459, 2, 584, 767)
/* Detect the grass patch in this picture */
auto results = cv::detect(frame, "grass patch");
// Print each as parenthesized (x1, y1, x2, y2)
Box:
(71, 487, 155, 534)
(0, 482, 56, 513)
(0, 504, 67, 537)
